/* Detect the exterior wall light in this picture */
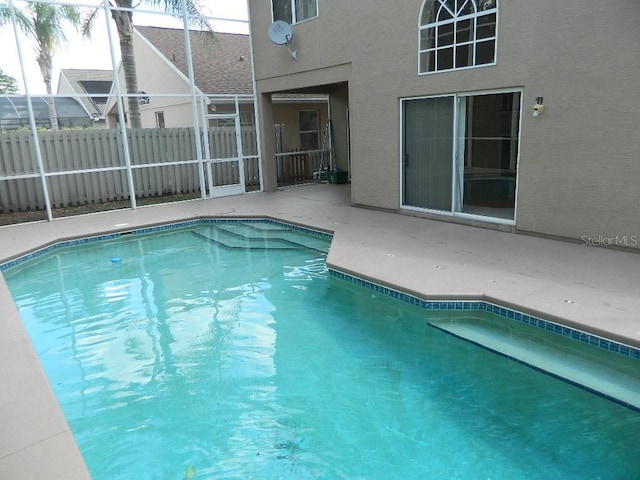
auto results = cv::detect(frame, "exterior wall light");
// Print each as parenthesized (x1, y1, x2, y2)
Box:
(533, 97, 545, 117)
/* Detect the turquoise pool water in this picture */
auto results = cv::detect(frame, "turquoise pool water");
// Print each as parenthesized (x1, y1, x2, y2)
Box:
(4, 221, 640, 479)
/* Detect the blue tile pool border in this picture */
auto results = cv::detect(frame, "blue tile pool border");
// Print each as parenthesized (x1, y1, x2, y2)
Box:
(2, 217, 637, 363)
(0, 232, 123, 271)
(127, 217, 333, 240)
(329, 269, 640, 362)
(0, 217, 332, 272)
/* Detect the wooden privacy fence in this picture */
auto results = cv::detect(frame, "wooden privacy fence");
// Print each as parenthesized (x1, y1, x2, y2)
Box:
(276, 149, 328, 186)
(205, 127, 260, 190)
(0, 126, 259, 212)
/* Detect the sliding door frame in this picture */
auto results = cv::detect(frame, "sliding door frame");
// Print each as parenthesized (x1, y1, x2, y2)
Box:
(400, 88, 523, 225)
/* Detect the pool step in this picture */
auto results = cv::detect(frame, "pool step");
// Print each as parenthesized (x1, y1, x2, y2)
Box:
(236, 223, 330, 253)
(191, 224, 329, 254)
(428, 314, 640, 411)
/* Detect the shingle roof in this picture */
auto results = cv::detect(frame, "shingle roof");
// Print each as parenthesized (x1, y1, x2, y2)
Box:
(135, 26, 252, 95)
(58, 69, 113, 116)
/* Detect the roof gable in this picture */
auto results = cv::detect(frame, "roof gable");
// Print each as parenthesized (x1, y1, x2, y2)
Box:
(134, 26, 252, 95)
(58, 69, 113, 117)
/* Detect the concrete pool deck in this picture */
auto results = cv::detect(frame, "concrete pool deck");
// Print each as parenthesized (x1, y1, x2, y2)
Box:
(1, 183, 639, 479)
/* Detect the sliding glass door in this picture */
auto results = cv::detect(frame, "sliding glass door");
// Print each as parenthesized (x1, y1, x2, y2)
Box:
(402, 91, 521, 222)
(403, 96, 454, 211)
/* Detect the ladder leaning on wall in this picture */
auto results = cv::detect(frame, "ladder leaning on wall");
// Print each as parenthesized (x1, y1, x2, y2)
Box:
(313, 119, 335, 182)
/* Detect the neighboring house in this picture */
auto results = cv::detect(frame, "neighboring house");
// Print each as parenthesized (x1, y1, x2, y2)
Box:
(57, 69, 113, 128)
(106, 25, 328, 153)
(248, 0, 640, 248)
(0, 95, 91, 130)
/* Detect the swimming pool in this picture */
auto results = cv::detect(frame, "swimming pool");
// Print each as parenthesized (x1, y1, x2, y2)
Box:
(3, 220, 640, 479)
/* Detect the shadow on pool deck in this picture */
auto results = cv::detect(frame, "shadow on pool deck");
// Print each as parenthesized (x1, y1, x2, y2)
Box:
(1, 182, 640, 480)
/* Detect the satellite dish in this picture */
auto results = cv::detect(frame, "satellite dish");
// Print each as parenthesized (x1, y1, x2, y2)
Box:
(268, 20, 293, 45)
(267, 21, 298, 60)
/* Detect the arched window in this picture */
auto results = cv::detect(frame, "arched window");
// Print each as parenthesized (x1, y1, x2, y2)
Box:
(419, 0, 497, 74)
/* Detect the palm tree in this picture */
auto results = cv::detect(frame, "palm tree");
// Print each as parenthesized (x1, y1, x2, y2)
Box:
(0, 68, 19, 94)
(1, 2, 81, 130)
(84, 0, 211, 129)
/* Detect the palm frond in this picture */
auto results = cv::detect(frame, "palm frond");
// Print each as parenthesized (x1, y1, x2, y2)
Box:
(145, 0, 213, 32)
(60, 4, 81, 26)
(81, 8, 100, 39)
(0, 4, 32, 34)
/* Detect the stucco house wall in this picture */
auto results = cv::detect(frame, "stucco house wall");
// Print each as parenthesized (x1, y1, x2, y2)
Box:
(272, 101, 328, 151)
(104, 44, 194, 129)
(132, 31, 195, 128)
(249, 0, 640, 247)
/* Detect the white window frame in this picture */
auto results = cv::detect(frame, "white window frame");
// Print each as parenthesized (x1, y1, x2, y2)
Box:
(272, 0, 318, 25)
(155, 111, 165, 128)
(299, 110, 320, 150)
(418, 0, 498, 75)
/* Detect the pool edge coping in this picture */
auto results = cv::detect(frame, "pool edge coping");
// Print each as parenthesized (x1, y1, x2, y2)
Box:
(2, 214, 638, 356)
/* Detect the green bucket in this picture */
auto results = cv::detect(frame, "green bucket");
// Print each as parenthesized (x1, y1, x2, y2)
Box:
(327, 170, 348, 184)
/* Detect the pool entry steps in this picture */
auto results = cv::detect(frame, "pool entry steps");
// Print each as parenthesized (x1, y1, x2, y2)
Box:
(331, 270, 640, 412)
(191, 223, 329, 254)
(0, 219, 332, 271)
(427, 313, 640, 411)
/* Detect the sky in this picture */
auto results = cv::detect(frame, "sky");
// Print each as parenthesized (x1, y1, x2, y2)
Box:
(0, 0, 249, 94)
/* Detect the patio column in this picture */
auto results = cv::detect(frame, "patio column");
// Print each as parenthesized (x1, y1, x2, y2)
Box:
(257, 92, 277, 192)
(328, 83, 350, 174)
